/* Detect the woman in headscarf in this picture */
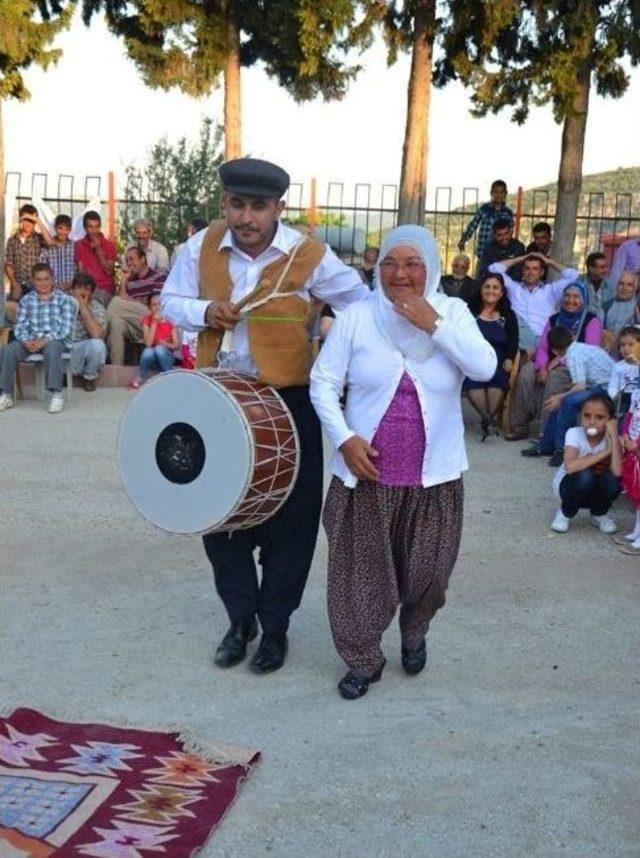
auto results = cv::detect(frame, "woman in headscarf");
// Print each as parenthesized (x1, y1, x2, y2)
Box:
(508, 281, 602, 443)
(310, 225, 496, 700)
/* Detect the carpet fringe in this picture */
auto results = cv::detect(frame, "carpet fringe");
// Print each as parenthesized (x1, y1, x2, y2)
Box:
(0, 703, 257, 769)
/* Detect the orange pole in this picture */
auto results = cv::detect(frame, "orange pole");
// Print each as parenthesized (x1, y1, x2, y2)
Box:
(308, 177, 317, 234)
(107, 171, 116, 243)
(515, 185, 523, 239)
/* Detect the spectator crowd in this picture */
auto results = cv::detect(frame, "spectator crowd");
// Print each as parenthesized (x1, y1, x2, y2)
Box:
(1, 187, 640, 551)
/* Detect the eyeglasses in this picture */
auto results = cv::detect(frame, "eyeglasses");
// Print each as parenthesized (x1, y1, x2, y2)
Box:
(379, 259, 425, 274)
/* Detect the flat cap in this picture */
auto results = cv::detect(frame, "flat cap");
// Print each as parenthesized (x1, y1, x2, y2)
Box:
(219, 157, 290, 198)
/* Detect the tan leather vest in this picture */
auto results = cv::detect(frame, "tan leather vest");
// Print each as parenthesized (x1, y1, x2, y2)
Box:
(197, 222, 325, 388)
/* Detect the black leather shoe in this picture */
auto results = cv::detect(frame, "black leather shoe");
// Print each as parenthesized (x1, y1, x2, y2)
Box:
(214, 619, 258, 668)
(401, 639, 427, 675)
(548, 450, 564, 467)
(249, 634, 288, 674)
(338, 660, 385, 700)
(521, 445, 553, 458)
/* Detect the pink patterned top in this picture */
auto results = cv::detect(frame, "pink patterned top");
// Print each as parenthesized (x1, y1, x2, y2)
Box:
(371, 372, 426, 487)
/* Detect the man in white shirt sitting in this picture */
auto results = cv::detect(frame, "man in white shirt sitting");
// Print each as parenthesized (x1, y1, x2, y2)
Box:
(489, 253, 580, 353)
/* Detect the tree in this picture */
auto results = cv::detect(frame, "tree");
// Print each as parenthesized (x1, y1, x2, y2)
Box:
(82, 0, 363, 159)
(121, 118, 223, 251)
(0, 0, 73, 323)
(435, 0, 640, 262)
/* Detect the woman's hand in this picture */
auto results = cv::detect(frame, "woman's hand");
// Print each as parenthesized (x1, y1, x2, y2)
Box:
(393, 295, 440, 332)
(340, 436, 380, 482)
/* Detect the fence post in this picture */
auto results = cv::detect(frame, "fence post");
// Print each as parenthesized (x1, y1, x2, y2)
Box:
(308, 177, 317, 234)
(515, 186, 523, 239)
(108, 171, 116, 243)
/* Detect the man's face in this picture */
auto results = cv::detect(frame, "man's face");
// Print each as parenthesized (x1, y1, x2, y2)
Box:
(85, 219, 101, 238)
(134, 225, 152, 247)
(20, 216, 36, 237)
(224, 193, 284, 252)
(451, 256, 470, 278)
(587, 257, 608, 283)
(33, 269, 53, 297)
(72, 285, 92, 304)
(617, 273, 637, 301)
(522, 259, 543, 285)
(494, 226, 512, 248)
(55, 224, 71, 243)
(126, 250, 145, 276)
(532, 230, 551, 254)
(491, 185, 507, 206)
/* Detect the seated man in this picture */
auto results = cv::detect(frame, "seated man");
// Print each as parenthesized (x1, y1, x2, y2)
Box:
(41, 213, 76, 291)
(603, 271, 639, 337)
(578, 251, 614, 318)
(75, 211, 117, 306)
(478, 217, 525, 278)
(0, 263, 75, 414)
(489, 253, 580, 355)
(69, 273, 107, 391)
(124, 218, 169, 271)
(106, 247, 167, 365)
(4, 204, 46, 320)
(523, 326, 615, 465)
(439, 253, 477, 303)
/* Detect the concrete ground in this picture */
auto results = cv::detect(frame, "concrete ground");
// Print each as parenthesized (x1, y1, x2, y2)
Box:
(1, 388, 638, 858)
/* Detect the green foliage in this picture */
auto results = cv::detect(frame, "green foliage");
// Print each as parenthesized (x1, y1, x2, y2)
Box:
(287, 211, 348, 227)
(435, 0, 640, 124)
(120, 118, 223, 252)
(0, 0, 74, 99)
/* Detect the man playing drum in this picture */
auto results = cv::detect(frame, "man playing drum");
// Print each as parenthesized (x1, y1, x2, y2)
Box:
(162, 158, 368, 673)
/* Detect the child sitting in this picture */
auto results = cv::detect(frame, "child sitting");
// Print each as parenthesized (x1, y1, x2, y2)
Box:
(550, 393, 622, 534)
(607, 325, 640, 424)
(129, 293, 178, 389)
(616, 397, 640, 553)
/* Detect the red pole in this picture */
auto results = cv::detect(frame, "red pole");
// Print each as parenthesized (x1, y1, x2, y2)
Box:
(515, 185, 523, 239)
(107, 171, 116, 243)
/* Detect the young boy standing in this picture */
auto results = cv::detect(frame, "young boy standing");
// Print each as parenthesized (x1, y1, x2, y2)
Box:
(42, 214, 76, 291)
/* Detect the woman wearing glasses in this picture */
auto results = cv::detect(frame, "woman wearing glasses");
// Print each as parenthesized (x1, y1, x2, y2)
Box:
(310, 225, 496, 700)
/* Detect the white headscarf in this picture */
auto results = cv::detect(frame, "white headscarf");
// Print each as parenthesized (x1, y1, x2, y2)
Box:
(372, 224, 442, 360)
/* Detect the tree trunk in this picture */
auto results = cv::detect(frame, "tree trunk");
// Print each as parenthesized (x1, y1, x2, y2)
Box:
(223, 9, 242, 161)
(397, 0, 435, 225)
(0, 100, 5, 326)
(551, 59, 591, 266)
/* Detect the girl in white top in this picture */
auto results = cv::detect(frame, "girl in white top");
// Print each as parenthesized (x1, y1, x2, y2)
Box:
(550, 393, 622, 533)
(310, 225, 496, 701)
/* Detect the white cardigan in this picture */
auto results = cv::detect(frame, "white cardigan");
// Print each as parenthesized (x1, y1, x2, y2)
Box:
(310, 293, 497, 488)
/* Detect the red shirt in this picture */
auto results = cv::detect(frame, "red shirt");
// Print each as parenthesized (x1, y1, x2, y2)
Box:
(142, 314, 175, 346)
(74, 234, 117, 292)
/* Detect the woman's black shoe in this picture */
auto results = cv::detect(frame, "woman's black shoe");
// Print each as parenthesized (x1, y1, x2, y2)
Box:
(401, 639, 427, 675)
(338, 660, 385, 700)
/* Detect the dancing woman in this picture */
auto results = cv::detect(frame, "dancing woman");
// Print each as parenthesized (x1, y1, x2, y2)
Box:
(310, 225, 496, 700)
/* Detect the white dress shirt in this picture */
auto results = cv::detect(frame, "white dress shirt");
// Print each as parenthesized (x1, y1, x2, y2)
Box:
(310, 293, 497, 488)
(489, 261, 579, 335)
(161, 221, 368, 373)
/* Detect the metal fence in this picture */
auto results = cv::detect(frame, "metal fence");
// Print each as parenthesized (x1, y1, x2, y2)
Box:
(6, 172, 640, 269)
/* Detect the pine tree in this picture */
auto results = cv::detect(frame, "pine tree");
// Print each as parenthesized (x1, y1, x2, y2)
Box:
(0, 0, 73, 323)
(82, 0, 364, 159)
(435, 0, 640, 262)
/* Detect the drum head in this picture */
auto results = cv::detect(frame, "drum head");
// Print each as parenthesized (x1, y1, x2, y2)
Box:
(118, 370, 253, 534)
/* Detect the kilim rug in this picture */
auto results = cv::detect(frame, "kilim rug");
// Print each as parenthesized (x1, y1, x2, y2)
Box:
(0, 707, 259, 856)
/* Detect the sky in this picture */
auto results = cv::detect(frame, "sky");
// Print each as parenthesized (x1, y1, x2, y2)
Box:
(4, 10, 640, 210)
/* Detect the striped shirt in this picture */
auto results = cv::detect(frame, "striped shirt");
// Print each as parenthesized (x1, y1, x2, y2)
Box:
(566, 342, 615, 388)
(461, 203, 514, 260)
(45, 239, 76, 288)
(14, 290, 76, 347)
(125, 268, 167, 303)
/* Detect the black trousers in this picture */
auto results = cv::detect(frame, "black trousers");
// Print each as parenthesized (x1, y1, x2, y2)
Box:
(203, 386, 323, 637)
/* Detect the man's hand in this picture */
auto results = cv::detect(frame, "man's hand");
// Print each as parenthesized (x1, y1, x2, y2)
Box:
(205, 300, 241, 332)
(393, 294, 440, 333)
(544, 393, 563, 412)
(536, 367, 548, 385)
(24, 338, 46, 353)
(457, 239, 465, 252)
(340, 436, 380, 482)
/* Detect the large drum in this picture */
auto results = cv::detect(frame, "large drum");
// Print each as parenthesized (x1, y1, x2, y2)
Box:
(118, 370, 300, 534)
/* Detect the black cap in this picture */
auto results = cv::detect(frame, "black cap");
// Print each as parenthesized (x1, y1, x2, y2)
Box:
(219, 158, 290, 198)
